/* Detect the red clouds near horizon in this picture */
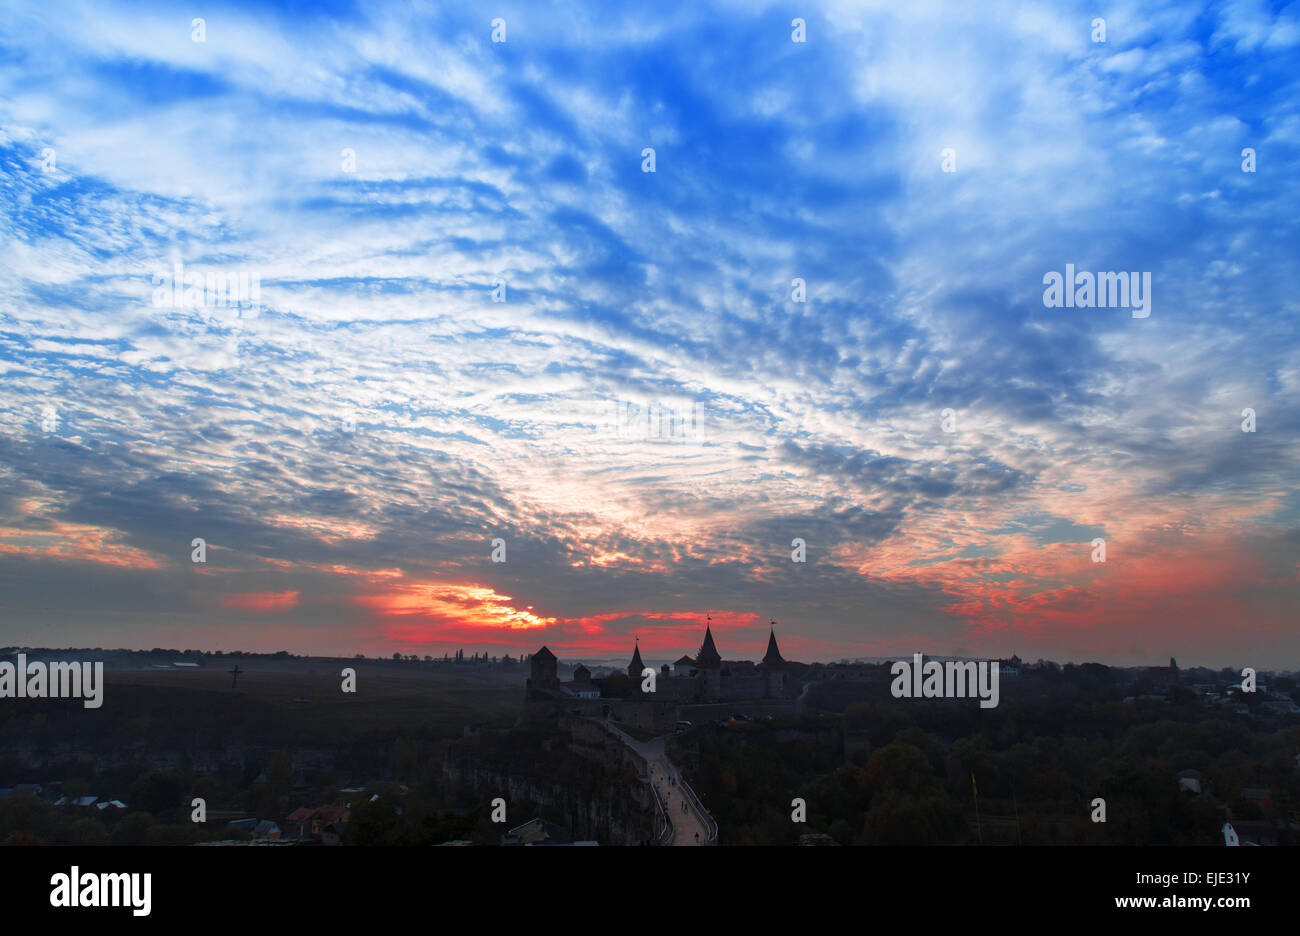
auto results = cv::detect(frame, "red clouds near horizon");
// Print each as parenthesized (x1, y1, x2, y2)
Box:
(220, 591, 301, 611)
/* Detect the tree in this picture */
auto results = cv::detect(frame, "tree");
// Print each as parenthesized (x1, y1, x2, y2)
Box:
(0, 795, 58, 843)
(109, 812, 155, 845)
(67, 818, 108, 846)
(865, 791, 965, 845)
(601, 672, 633, 699)
(348, 797, 399, 845)
(268, 751, 293, 798)
(128, 769, 188, 818)
(864, 742, 937, 797)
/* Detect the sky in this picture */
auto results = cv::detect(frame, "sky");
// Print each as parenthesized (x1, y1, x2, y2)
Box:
(0, 0, 1297, 667)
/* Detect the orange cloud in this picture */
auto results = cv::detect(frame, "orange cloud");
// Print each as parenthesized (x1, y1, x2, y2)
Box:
(220, 591, 301, 611)
(355, 583, 557, 630)
(0, 523, 164, 570)
(264, 514, 378, 544)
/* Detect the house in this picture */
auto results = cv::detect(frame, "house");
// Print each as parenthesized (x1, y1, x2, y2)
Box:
(1177, 769, 1204, 795)
(997, 655, 1021, 677)
(313, 805, 349, 844)
(253, 820, 280, 840)
(285, 807, 314, 838)
(562, 666, 601, 699)
(501, 817, 571, 846)
(285, 805, 350, 844)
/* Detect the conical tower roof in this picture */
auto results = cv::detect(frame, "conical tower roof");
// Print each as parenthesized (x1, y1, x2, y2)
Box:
(697, 621, 722, 666)
(761, 624, 784, 666)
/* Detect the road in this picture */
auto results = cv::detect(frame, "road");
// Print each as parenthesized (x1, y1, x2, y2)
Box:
(604, 724, 714, 846)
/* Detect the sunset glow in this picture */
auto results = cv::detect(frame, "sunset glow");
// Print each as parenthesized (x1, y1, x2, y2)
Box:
(1, 1, 1296, 667)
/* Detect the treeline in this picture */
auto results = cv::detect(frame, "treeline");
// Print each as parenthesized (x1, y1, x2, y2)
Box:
(672, 679, 1300, 845)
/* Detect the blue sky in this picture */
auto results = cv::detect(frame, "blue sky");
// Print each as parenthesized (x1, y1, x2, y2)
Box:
(1, 0, 1298, 666)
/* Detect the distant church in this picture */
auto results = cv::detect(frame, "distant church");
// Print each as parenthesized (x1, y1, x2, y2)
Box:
(1138, 656, 1180, 687)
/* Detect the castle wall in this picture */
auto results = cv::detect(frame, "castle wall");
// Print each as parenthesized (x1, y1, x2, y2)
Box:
(644, 675, 700, 702)
(678, 700, 798, 721)
(718, 675, 767, 700)
(611, 699, 678, 732)
(644, 668, 793, 704)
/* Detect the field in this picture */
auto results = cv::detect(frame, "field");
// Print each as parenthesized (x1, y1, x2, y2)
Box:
(14, 659, 530, 748)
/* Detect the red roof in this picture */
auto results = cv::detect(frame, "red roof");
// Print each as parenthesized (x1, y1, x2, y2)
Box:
(287, 805, 350, 824)
(315, 805, 349, 823)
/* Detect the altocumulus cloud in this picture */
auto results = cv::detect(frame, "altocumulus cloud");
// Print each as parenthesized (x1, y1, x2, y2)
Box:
(0, 0, 1297, 665)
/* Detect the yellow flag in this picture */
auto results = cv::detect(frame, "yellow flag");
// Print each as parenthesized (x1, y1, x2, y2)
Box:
(971, 773, 978, 797)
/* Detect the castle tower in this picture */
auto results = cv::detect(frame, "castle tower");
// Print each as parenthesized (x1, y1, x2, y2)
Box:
(761, 624, 784, 667)
(529, 645, 559, 690)
(628, 639, 645, 681)
(760, 622, 786, 698)
(696, 617, 722, 701)
(697, 621, 721, 667)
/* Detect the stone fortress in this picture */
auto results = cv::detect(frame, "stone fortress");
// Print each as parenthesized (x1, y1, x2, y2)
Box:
(522, 617, 798, 731)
